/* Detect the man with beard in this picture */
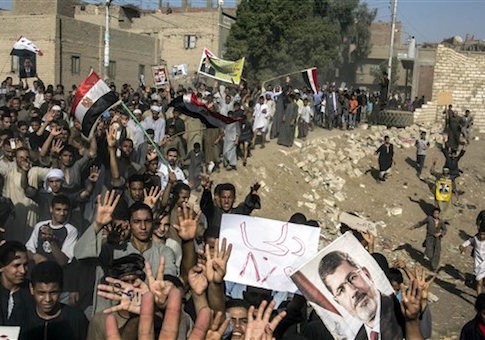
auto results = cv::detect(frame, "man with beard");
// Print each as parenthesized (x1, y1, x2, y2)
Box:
(319, 251, 405, 339)
(157, 147, 186, 192)
(0, 241, 33, 326)
(200, 174, 261, 236)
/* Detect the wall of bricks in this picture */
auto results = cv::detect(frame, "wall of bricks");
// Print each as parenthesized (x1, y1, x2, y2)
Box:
(0, 11, 158, 88)
(74, 5, 222, 75)
(0, 15, 57, 84)
(424, 45, 485, 130)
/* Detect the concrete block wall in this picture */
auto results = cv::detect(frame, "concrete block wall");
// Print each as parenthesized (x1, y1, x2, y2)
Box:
(60, 16, 158, 88)
(431, 45, 485, 131)
(0, 15, 58, 85)
(131, 11, 220, 73)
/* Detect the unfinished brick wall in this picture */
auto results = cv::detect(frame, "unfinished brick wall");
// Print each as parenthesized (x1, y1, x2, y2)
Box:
(432, 45, 485, 130)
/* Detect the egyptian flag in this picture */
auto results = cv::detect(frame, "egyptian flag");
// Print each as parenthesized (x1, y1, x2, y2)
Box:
(170, 93, 237, 128)
(302, 67, 318, 94)
(10, 36, 43, 56)
(70, 71, 119, 137)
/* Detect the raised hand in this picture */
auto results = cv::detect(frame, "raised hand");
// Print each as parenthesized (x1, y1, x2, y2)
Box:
(50, 138, 64, 155)
(205, 238, 232, 284)
(94, 190, 121, 232)
(401, 278, 423, 321)
(411, 266, 436, 303)
(393, 259, 407, 269)
(143, 186, 162, 209)
(107, 124, 117, 148)
(88, 165, 100, 183)
(251, 182, 261, 193)
(173, 203, 202, 242)
(244, 300, 286, 340)
(168, 171, 177, 185)
(145, 257, 173, 308)
(98, 277, 149, 315)
(200, 173, 212, 190)
(50, 126, 62, 137)
(205, 311, 230, 340)
(188, 264, 208, 296)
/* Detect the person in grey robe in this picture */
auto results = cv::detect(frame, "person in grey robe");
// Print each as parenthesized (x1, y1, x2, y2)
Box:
(411, 207, 447, 271)
(270, 84, 288, 139)
(223, 111, 240, 170)
(185, 142, 205, 190)
(277, 94, 298, 147)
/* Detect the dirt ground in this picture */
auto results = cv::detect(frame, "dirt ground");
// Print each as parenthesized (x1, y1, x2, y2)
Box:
(206, 124, 483, 339)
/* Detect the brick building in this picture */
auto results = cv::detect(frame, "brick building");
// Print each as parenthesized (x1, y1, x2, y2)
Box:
(74, 3, 236, 80)
(0, 0, 158, 88)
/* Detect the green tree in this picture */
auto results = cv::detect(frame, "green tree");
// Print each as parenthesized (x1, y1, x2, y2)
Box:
(225, 0, 376, 85)
(371, 57, 400, 92)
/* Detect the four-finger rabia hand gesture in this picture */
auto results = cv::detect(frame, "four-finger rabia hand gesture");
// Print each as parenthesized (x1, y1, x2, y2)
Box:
(143, 186, 162, 209)
(401, 279, 422, 321)
(188, 264, 208, 296)
(205, 311, 230, 340)
(411, 266, 436, 302)
(50, 138, 64, 155)
(88, 165, 100, 183)
(98, 277, 149, 315)
(244, 300, 286, 340)
(174, 203, 201, 242)
(95, 191, 121, 232)
(205, 238, 232, 284)
(145, 257, 172, 308)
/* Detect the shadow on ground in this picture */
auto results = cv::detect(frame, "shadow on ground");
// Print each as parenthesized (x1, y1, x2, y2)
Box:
(394, 243, 475, 305)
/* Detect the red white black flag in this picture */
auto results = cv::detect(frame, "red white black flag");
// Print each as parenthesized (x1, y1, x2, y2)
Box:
(170, 93, 237, 128)
(10, 36, 43, 56)
(70, 71, 119, 137)
(302, 67, 318, 94)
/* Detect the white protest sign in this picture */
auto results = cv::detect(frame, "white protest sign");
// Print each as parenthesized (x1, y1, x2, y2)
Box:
(220, 214, 320, 292)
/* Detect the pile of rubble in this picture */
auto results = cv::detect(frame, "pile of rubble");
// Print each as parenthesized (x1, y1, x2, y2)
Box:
(288, 123, 446, 237)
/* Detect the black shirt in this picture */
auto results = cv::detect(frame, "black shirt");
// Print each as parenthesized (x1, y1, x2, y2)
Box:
(21, 303, 88, 340)
(0, 280, 34, 327)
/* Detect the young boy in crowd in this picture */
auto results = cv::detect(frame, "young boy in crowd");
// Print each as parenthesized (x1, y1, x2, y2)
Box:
(460, 223, 485, 295)
(22, 261, 88, 340)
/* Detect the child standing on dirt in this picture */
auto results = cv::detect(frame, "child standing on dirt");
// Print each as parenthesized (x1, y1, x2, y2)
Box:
(460, 223, 485, 295)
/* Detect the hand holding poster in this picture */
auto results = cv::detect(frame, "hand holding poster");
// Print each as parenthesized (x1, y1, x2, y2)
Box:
(152, 65, 168, 88)
(291, 232, 403, 340)
(198, 48, 245, 85)
(219, 214, 319, 292)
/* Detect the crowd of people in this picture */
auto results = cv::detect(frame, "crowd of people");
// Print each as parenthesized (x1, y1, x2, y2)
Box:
(0, 71, 481, 340)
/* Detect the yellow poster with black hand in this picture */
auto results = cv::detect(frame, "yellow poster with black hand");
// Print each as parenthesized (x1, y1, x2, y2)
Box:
(436, 178, 452, 202)
(197, 48, 244, 85)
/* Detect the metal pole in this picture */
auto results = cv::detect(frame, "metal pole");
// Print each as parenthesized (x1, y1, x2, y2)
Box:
(387, 0, 397, 99)
(104, 0, 111, 79)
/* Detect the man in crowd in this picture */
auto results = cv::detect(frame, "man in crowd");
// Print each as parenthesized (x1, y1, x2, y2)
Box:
(0, 241, 32, 326)
(319, 250, 405, 339)
(22, 261, 88, 340)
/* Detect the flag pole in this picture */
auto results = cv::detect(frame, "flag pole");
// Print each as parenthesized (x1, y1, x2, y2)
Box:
(119, 101, 171, 170)
(261, 68, 314, 85)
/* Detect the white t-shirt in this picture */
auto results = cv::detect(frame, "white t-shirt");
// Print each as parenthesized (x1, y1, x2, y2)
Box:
(26, 220, 78, 263)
